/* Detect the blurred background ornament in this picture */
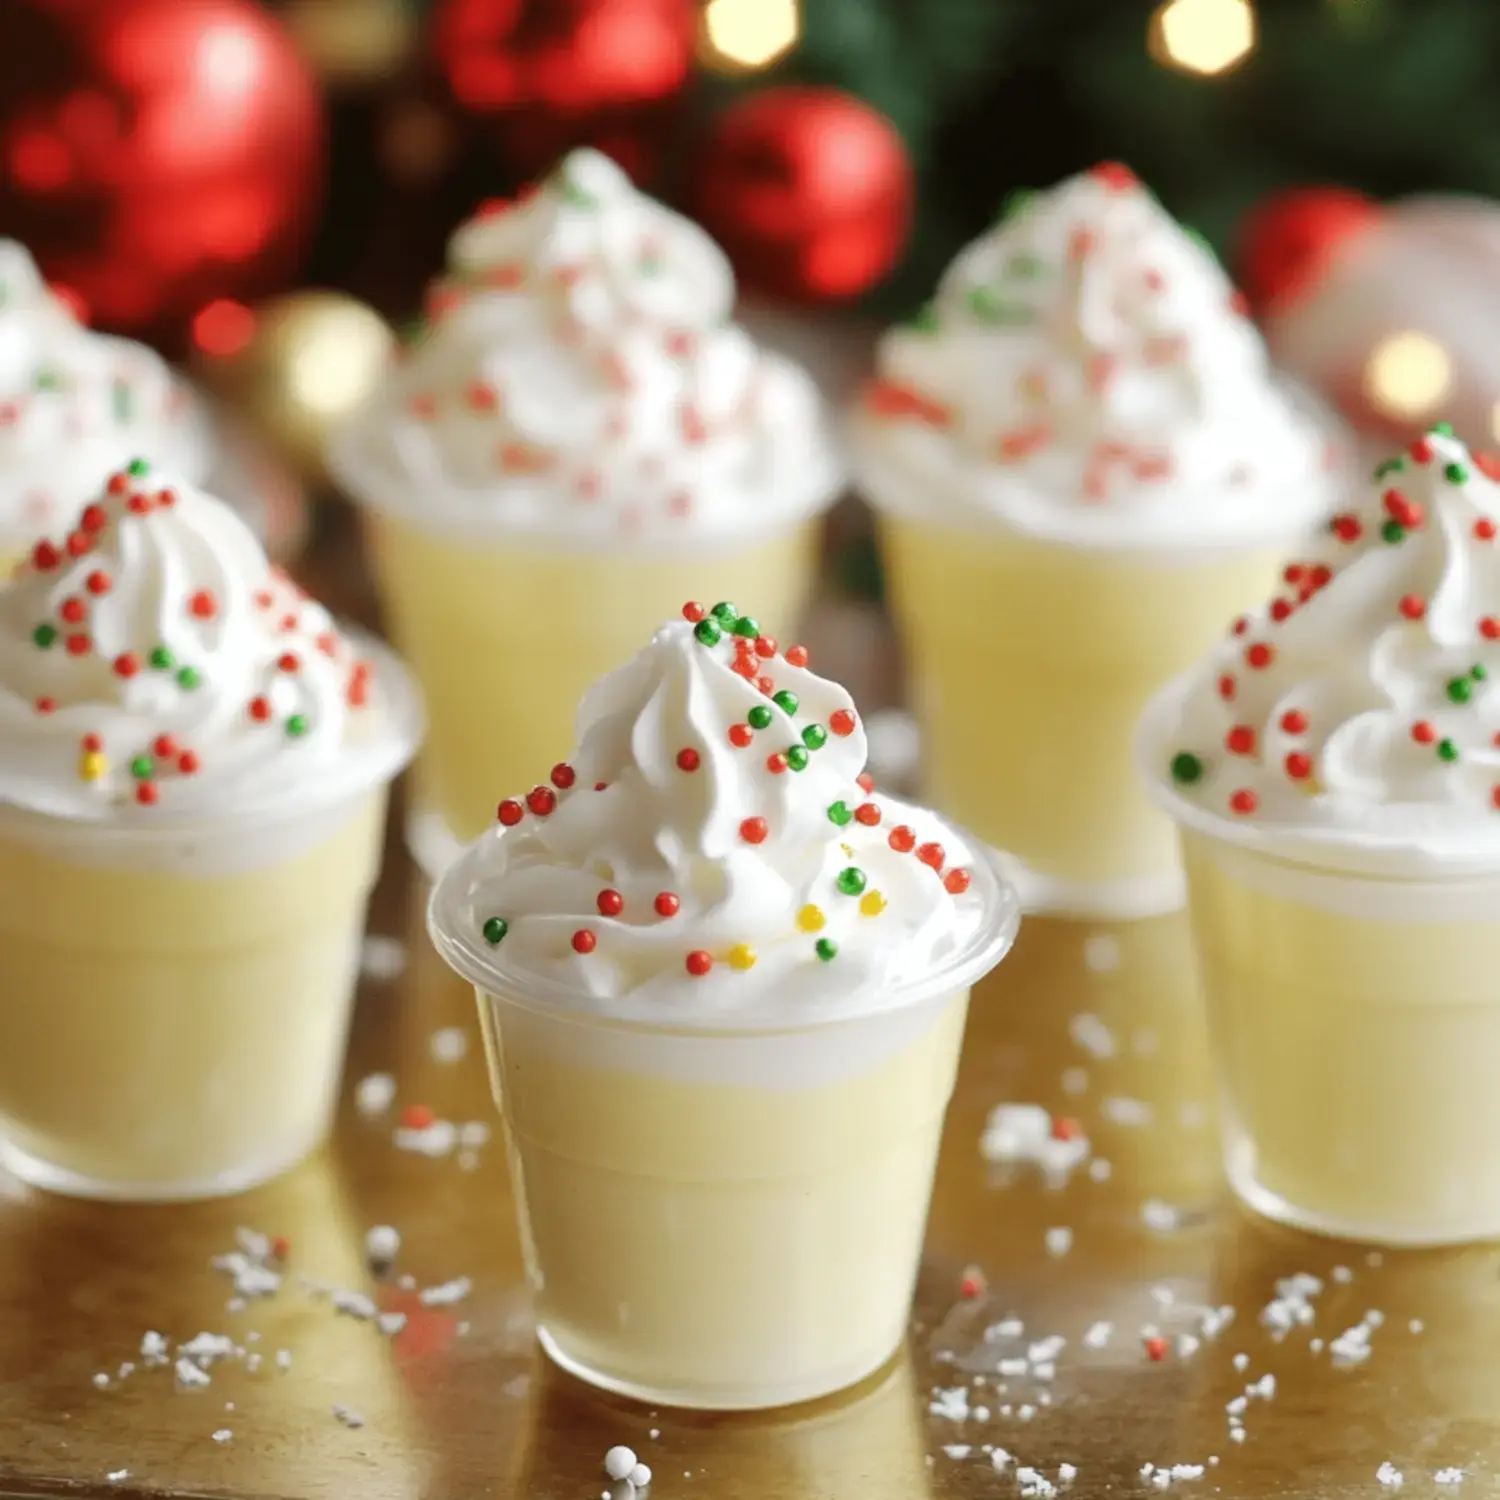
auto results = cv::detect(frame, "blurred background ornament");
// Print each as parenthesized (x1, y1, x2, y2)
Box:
(279, 0, 418, 89)
(693, 86, 913, 303)
(0, 0, 326, 346)
(1236, 187, 1500, 454)
(189, 290, 395, 488)
(430, 0, 694, 178)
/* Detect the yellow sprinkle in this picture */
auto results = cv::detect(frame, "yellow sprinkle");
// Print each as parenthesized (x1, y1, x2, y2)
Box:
(840, 842, 854, 857)
(859, 890, 887, 918)
(79, 751, 107, 783)
(796, 904, 826, 932)
(727, 943, 757, 971)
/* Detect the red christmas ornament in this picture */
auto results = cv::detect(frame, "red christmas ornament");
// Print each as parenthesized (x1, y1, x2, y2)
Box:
(1234, 187, 1380, 316)
(0, 0, 324, 342)
(431, 0, 693, 178)
(693, 86, 913, 304)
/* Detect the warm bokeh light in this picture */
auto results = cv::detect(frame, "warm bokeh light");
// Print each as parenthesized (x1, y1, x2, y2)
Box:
(700, 0, 799, 73)
(1364, 331, 1453, 421)
(285, 301, 392, 418)
(192, 299, 259, 359)
(1151, 0, 1257, 76)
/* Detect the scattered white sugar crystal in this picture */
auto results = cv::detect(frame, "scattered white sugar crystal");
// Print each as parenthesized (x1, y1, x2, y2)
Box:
(1045, 1227, 1073, 1257)
(180, 1333, 237, 1365)
(991, 1448, 1012, 1471)
(378, 1312, 408, 1337)
(649, 1429, 660, 1440)
(1018, 1404, 1036, 1421)
(175, 1358, 211, 1390)
(1376, 1461, 1403, 1488)
(994, 1316, 1025, 1338)
(1232, 1353, 1249, 1372)
(998, 1358, 1029, 1377)
(1141, 1199, 1180, 1233)
(1229, 1429, 1246, 1444)
(1249, 1374, 1276, 1399)
(630, 1462, 652, 1488)
(333, 1405, 365, 1429)
(276, 1350, 293, 1372)
(930, 1386, 971, 1422)
(1059, 1462, 1077, 1483)
(420, 1276, 472, 1306)
(1170, 1464, 1204, 1480)
(1226, 1397, 1247, 1416)
(1102, 1096, 1153, 1126)
(1332, 1264, 1353, 1283)
(1088, 1157, 1112, 1181)
(1176, 1334, 1201, 1359)
(212, 1430, 232, 1444)
(107, 1471, 130, 1483)
(93, 1372, 110, 1388)
(235, 1227, 271, 1260)
(1084, 1321, 1112, 1350)
(1310, 1338, 1324, 1354)
(1069, 1013, 1116, 1058)
(980, 1104, 1052, 1162)
(355, 1072, 397, 1115)
(1029, 1335, 1066, 1363)
(1061, 1067, 1089, 1095)
(211, 1252, 281, 1299)
(333, 1289, 378, 1321)
(1201, 1305, 1235, 1338)
(973, 1405, 991, 1421)
(246, 1354, 262, 1373)
(365, 1225, 401, 1268)
(458, 1121, 492, 1148)
(142, 1333, 168, 1365)
(1083, 933, 1121, 972)
(1409, 1319, 1424, 1334)
(1017, 1465, 1058, 1497)
(117, 1362, 134, 1379)
(429, 1026, 468, 1063)
(604, 1447, 638, 1481)
(1435, 1468, 1464, 1485)
(1331, 1314, 1379, 1367)
(396, 1119, 459, 1157)
(942, 1445, 972, 1460)
(360, 933, 407, 981)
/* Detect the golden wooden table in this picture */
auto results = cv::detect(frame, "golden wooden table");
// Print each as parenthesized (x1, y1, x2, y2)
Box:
(0, 836, 1493, 1500)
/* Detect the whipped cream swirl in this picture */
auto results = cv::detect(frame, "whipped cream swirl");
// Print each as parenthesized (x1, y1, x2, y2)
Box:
(332, 150, 841, 545)
(0, 462, 418, 824)
(0, 242, 209, 551)
(432, 606, 1008, 1016)
(853, 164, 1341, 551)
(1143, 428, 1500, 872)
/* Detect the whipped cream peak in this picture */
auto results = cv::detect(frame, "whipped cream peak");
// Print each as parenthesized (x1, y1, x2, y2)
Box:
(433, 602, 1004, 1016)
(0, 241, 208, 549)
(0, 461, 417, 823)
(856, 163, 1341, 550)
(332, 152, 841, 544)
(1144, 426, 1500, 870)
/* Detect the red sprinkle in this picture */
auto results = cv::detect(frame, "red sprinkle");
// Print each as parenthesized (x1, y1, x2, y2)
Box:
(676, 747, 701, 772)
(85, 569, 111, 595)
(728, 723, 754, 748)
(596, 889, 624, 916)
(1481, 617, 1500, 640)
(550, 762, 576, 789)
(766, 752, 788, 774)
(1285, 751, 1313, 780)
(1053, 1117, 1083, 1141)
(854, 802, 881, 826)
(654, 892, 681, 917)
(682, 600, 706, 623)
(178, 751, 200, 775)
(82, 734, 103, 753)
(113, 653, 140, 679)
(1332, 514, 1362, 543)
(1492, 786, 1500, 810)
(270, 1236, 291, 1260)
(1280, 709, 1308, 735)
(754, 636, 777, 658)
(1409, 436, 1434, 463)
(1246, 643, 1275, 670)
(740, 816, 768, 844)
(34, 696, 55, 714)
(65, 633, 90, 656)
(400, 1104, 435, 1130)
(1225, 725, 1256, 756)
(944, 868, 971, 894)
(526, 785, 557, 816)
(135, 782, 159, 806)
(889, 825, 916, 853)
(685, 950, 713, 977)
(248, 696, 272, 722)
(1218, 674, 1236, 701)
(1269, 599, 1294, 623)
(65, 531, 91, 557)
(857, 772, 875, 793)
(829, 709, 857, 737)
(60, 598, 85, 624)
(1145, 1336, 1168, 1363)
(31, 540, 59, 571)
(1399, 594, 1426, 621)
(189, 590, 217, 620)
(1476, 519, 1497, 542)
(571, 929, 597, 955)
(497, 798, 524, 825)
(916, 842, 945, 869)
(153, 734, 177, 758)
(784, 645, 809, 668)
(80, 505, 107, 533)
(1229, 788, 1259, 816)
(1412, 721, 1437, 744)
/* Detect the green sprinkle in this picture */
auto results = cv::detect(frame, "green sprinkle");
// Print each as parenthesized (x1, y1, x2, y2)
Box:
(1473, 663, 1489, 682)
(802, 724, 828, 750)
(1445, 463, 1469, 484)
(482, 917, 508, 946)
(1169, 751, 1203, 785)
(906, 303, 941, 333)
(149, 646, 174, 671)
(827, 801, 853, 826)
(694, 618, 722, 647)
(1438, 738, 1460, 762)
(747, 704, 773, 730)
(126, 457, 149, 477)
(176, 665, 201, 690)
(32, 623, 57, 649)
(33, 369, 60, 391)
(286, 714, 309, 738)
(786, 745, 809, 772)
(965, 285, 1029, 325)
(815, 937, 838, 962)
(1381, 519, 1406, 544)
(1008, 253, 1044, 278)
(1433, 421, 1455, 436)
(710, 601, 737, 625)
(772, 690, 799, 716)
(836, 867, 868, 896)
(731, 614, 759, 639)
(1447, 677, 1473, 705)
(998, 188, 1034, 220)
(129, 756, 153, 780)
(1183, 225, 1216, 259)
(1374, 457, 1405, 479)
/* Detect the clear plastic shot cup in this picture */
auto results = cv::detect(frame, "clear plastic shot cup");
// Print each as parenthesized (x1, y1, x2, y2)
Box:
(429, 839, 1019, 1410)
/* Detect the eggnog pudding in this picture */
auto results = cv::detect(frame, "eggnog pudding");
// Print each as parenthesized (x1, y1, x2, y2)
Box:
(0, 462, 420, 1200)
(429, 602, 1018, 1408)
(1141, 427, 1500, 1245)
(852, 163, 1343, 917)
(333, 150, 840, 871)
(0, 242, 209, 567)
